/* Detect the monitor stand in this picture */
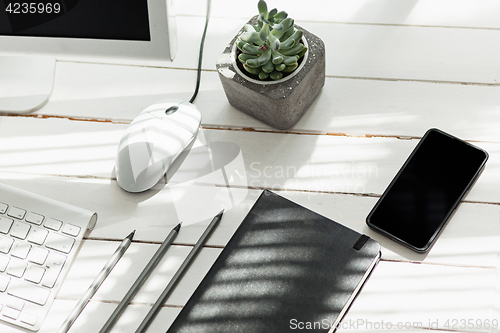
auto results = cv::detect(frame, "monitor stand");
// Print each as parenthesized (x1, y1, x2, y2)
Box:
(0, 56, 56, 114)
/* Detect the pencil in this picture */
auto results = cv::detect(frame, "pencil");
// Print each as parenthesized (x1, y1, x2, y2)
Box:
(135, 210, 224, 333)
(58, 230, 135, 333)
(99, 223, 181, 333)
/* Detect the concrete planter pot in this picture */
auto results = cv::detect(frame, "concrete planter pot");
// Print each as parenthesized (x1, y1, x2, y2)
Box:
(216, 17, 326, 130)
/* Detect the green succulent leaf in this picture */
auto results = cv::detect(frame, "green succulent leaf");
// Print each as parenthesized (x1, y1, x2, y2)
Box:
(283, 63, 298, 73)
(259, 71, 270, 80)
(271, 18, 294, 39)
(262, 59, 275, 73)
(257, 20, 263, 31)
(258, 13, 270, 26)
(281, 30, 303, 49)
(244, 24, 256, 32)
(279, 43, 305, 56)
(279, 27, 295, 42)
(270, 71, 283, 80)
(268, 33, 280, 52)
(245, 48, 271, 68)
(291, 30, 303, 43)
(242, 42, 263, 54)
(271, 50, 283, 64)
(269, 8, 277, 17)
(282, 18, 295, 29)
(258, 0, 268, 18)
(240, 31, 264, 45)
(280, 39, 295, 50)
(238, 53, 259, 63)
(259, 23, 270, 42)
(273, 22, 284, 31)
(283, 54, 299, 66)
(275, 63, 286, 71)
(297, 46, 307, 58)
(243, 64, 262, 75)
(235, 39, 249, 53)
(274, 11, 288, 21)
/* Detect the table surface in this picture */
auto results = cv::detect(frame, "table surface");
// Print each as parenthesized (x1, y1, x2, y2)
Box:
(1, 0, 500, 332)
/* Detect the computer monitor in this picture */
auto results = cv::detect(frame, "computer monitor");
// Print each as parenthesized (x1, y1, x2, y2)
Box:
(0, 0, 177, 113)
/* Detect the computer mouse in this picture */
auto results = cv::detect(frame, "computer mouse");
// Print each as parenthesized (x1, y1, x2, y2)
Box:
(115, 98, 202, 192)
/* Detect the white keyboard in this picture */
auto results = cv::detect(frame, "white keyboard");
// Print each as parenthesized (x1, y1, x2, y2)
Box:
(0, 183, 97, 331)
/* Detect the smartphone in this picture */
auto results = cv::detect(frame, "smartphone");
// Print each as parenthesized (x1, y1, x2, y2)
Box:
(366, 128, 488, 253)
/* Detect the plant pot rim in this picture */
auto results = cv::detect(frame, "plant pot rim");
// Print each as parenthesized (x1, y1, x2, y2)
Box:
(230, 35, 309, 85)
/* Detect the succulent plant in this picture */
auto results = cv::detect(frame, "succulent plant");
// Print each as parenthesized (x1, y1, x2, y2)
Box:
(236, 0, 307, 81)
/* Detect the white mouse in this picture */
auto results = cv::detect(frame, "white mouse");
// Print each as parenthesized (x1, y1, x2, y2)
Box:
(115, 98, 202, 192)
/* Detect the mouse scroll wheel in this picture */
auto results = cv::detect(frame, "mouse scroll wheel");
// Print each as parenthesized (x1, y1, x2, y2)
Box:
(165, 106, 179, 115)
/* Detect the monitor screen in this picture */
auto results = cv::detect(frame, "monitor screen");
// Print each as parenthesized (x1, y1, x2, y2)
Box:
(0, 0, 176, 113)
(0, 0, 151, 41)
(0, 0, 176, 62)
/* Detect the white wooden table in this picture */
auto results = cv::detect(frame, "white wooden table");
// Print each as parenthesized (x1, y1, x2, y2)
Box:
(1, 0, 499, 332)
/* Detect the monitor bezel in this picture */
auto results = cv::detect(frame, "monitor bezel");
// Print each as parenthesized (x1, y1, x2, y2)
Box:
(0, 0, 177, 63)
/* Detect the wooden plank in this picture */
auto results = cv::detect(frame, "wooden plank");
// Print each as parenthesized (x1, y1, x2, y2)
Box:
(40, 62, 202, 121)
(201, 129, 500, 204)
(0, 173, 494, 331)
(174, 16, 500, 84)
(12, 299, 181, 333)
(0, 117, 498, 204)
(58, 240, 222, 307)
(38, 240, 500, 332)
(0, 173, 497, 268)
(315, 22, 500, 84)
(46, 16, 500, 84)
(343, 261, 498, 332)
(39, 62, 500, 141)
(38, 298, 454, 333)
(57, 249, 498, 332)
(0, 117, 123, 178)
(289, 78, 500, 141)
(174, 0, 500, 29)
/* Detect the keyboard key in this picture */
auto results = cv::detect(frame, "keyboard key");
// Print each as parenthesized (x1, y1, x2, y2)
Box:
(0, 275, 10, 291)
(27, 227, 49, 245)
(11, 241, 31, 260)
(25, 265, 46, 284)
(0, 254, 9, 271)
(20, 312, 38, 326)
(43, 218, 62, 231)
(27, 247, 49, 265)
(6, 297, 24, 311)
(41, 252, 66, 288)
(0, 203, 8, 214)
(0, 236, 14, 254)
(62, 224, 81, 237)
(8, 207, 26, 220)
(0, 183, 93, 331)
(7, 259, 27, 278)
(26, 212, 44, 225)
(10, 222, 31, 240)
(45, 233, 74, 254)
(7, 279, 51, 306)
(0, 216, 13, 234)
(3, 307, 20, 320)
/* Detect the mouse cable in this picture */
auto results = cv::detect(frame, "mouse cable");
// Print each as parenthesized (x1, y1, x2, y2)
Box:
(189, 0, 212, 104)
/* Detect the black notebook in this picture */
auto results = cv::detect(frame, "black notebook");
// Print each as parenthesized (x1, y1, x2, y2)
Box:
(167, 190, 381, 333)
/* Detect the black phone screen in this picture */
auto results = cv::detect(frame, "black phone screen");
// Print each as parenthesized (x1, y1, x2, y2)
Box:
(366, 128, 488, 252)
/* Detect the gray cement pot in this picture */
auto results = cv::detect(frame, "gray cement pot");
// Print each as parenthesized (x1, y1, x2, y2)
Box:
(216, 18, 326, 130)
